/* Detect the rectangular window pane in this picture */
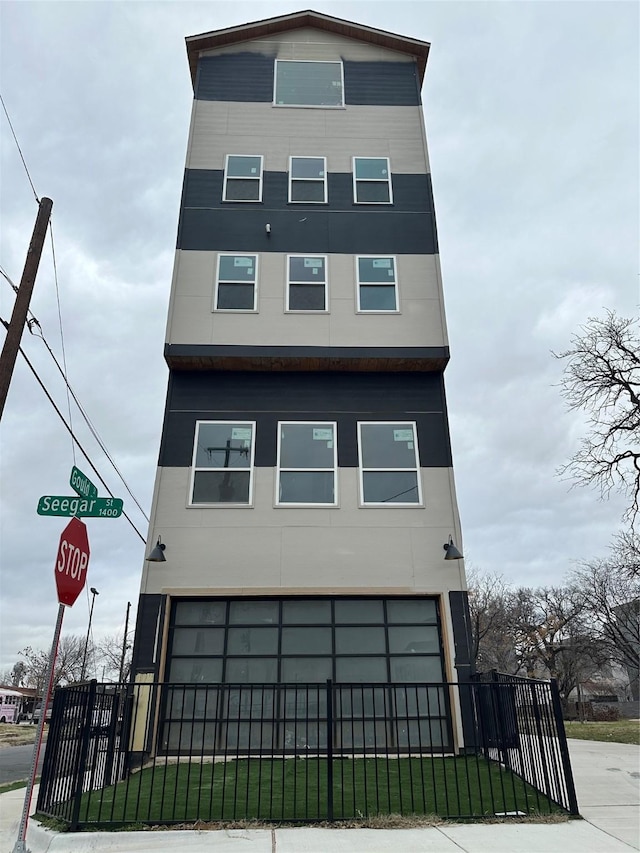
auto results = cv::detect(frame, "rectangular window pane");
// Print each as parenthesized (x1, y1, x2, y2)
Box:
(279, 423, 335, 468)
(335, 657, 388, 683)
(225, 658, 278, 683)
(194, 423, 253, 469)
(227, 156, 262, 177)
(225, 179, 260, 201)
(335, 627, 386, 654)
(388, 626, 440, 654)
(358, 257, 395, 282)
(174, 601, 227, 625)
(281, 627, 332, 654)
(389, 656, 443, 683)
(218, 255, 256, 281)
(227, 628, 279, 655)
(291, 158, 325, 178)
(192, 471, 250, 504)
(282, 600, 332, 623)
(334, 600, 384, 623)
(169, 658, 223, 683)
(355, 158, 390, 180)
(356, 181, 391, 203)
(387, 598, 438, 624)
(229, 601, 279, 624)
(172, 627, 225, 656)
(289, 256, 326, 282)
(217, 283, 255, 310)
(288, 284, 325, 311)
(362, 471, 419, 504)
(360, 424, 417, 469)
(279, 471, 334, 504)
(359, 285, 396, 311)
(281, 658, 333, 683)
(275, 61, 343, 107)
(290, 181, 325, 203)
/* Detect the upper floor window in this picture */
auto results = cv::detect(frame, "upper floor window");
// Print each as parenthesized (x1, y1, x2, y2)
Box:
(190, 421, 255, 505)
(353, 157, 393, 204)
(286, 255, 328, 312)
(357, 422, 422, 506)
(276, 422, 337, 505)
(223, 155, 263, 202)
(289, 157, 327, 203)
(356, 256, 398, 312)
(214, 255, 258, 312)
(274, 60, 344, 107)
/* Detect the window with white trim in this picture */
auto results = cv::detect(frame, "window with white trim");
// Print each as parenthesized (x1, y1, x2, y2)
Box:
(274, 60, 344, 107)
(190, 421, 255, 505)
(353, 157, 393, 204)
(277, 422, 337, 505)
(358, 422, 422, 505)
(223, 155, 263, 202)
(356, 256, 398, 312)
(214, 255, 258, 311)
(286, 255, 327, 312)
(288, 157, 327, 203)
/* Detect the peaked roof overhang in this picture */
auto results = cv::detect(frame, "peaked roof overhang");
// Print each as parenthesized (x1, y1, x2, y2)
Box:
(185, 9, 430, 90)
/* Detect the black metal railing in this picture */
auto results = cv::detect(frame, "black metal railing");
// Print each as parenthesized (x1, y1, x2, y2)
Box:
(36, 676, 578, 829)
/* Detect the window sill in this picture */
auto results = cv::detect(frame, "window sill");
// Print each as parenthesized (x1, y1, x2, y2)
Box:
(273, 104, 346, 110)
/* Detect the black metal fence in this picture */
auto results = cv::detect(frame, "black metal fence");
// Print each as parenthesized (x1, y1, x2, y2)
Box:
(36, 675, 578, 829)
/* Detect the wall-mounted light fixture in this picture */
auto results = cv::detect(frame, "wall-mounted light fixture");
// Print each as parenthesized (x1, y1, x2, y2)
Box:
(146, 536, 166, 562)
(443, 535, 463, 560)
(265, 223, 271, 235)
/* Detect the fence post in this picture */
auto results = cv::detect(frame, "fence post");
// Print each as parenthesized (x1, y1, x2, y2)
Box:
(326, 679, 334, 822)
(69, 680, 97, 830)
(549, 678, 580, 815)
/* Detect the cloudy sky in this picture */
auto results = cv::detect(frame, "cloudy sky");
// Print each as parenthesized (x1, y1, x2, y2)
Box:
(0, 1, 637, 675)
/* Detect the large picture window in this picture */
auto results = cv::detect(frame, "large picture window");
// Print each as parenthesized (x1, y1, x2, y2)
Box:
(288, 156, 327, 203)
(353, 157, 393, 204)
(286, 255, 327, 311)
(190, 421, 255, 505)
(164, 596, 448, 753)
(274, 60, 344, 107)
(276, 422, 337, 505)
(356, 256, 398, 312)
(223, 155, 263, 202)
(358, 422, 422, 505)
(214, 254, 258, 311)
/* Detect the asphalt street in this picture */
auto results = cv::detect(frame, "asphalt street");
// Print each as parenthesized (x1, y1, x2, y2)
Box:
(0, 742, 45, 785)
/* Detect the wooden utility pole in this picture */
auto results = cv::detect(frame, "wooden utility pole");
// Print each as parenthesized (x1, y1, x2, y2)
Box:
(0, 196, 53, 421)
(119, 601, 131, 682)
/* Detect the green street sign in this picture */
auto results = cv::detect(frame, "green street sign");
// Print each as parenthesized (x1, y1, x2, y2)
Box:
(70, 466, 98, 499)
(37, 496, 123, 518)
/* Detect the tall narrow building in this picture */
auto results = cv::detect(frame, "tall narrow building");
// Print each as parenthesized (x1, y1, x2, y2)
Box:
(132, 10, 472, 752)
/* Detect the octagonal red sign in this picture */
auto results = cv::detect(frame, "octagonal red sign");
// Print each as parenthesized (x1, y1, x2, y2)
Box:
(54, 516, 90, 606)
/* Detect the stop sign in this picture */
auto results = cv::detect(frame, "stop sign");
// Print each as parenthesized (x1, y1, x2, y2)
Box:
(54, 517, 90, 606)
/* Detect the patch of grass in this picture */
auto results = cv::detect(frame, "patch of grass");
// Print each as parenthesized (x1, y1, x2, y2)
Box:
(565, 719, 640, 746)
(68, 756, 564, 827)
(0, 724, 44, 748)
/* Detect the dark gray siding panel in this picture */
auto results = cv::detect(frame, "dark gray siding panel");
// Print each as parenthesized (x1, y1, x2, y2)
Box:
(178, 208, 436, 255)
(158, 371, 453, 468)
(196, 53, 275, 102)
(182, 170, 433, 213)
(130, 593, 165, 675)
(343, 61, 420, 106)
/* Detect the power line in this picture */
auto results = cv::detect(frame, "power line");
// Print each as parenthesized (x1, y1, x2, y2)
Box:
(0, 322, 147, 544)
(1, 270, 149, 523)
(0, 92, 39, 203)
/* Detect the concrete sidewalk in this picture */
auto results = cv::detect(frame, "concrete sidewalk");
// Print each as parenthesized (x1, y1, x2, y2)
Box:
(1, 739, 638, 852)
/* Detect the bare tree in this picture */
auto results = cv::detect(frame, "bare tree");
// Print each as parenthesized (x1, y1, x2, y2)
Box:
(19, 635, 87, 693)
(572, 536, 640, 700)
(95, 633, 132, 682)
(555, 311, 640, 528)
(467, 570, 518, 673)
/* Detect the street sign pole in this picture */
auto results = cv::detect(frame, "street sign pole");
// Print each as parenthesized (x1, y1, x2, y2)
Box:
(12, 603, 65, 853)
